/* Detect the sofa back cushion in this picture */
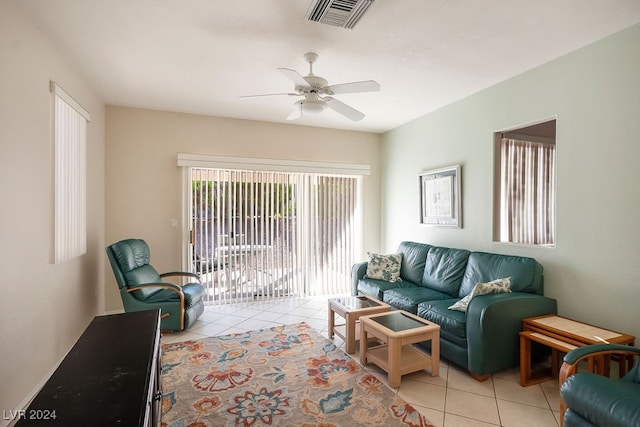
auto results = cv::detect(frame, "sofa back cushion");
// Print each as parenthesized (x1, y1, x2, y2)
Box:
(459, 252, 543, 297)
(422, 246, 470, 296)
(397, 241, 432, 284)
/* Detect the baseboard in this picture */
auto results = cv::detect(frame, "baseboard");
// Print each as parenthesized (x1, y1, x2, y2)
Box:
(3, 309, 125, 426)
(1, 351, 68, 427)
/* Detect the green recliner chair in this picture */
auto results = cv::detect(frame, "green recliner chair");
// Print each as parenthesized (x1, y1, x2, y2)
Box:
(106, 238, 205, 331)
(559, 344, 640, 427)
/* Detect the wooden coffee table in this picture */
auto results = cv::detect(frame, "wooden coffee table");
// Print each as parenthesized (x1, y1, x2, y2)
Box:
(520, 314, 635, 386)
(359, 310, 440, 387)
(328, 295, 391, 354)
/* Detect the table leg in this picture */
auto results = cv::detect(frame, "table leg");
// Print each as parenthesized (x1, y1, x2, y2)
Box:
(520, 333, 531, 386)
(551, 349, 559, 374)
(327, 302, 335, 339)
(345, 313, 356, 354)
(388, 337, 401, 388)
(430, 331, 440, 377)
(359, 324, 368, 366)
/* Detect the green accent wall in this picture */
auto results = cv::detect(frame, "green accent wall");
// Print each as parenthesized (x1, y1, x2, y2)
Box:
(381, 23, 640, 339)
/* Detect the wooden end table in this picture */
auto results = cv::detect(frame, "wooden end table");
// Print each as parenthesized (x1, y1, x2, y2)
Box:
(520, 314, 635, 386)
(359, 310, 440, 387)
(328, 295, 391, 354)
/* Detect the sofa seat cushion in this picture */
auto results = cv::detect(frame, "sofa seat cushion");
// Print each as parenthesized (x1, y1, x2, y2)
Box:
(561, 373, 640, 427)
(146, 282, 205, 308)
(383, 287, 452, 314)
(357, 278, 416, 301)
(418, 299, 467, 343)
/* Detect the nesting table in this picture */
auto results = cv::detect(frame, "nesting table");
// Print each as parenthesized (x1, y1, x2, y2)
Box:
(328, 295, 391, 353)
(520, 314, 635, 386)
(359, 310, 440, 387)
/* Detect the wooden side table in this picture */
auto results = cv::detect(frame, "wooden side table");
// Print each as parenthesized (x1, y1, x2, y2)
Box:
(520, 314, 635, 386)
(328, 295, 390, 353)
(359, 310, 440, 387)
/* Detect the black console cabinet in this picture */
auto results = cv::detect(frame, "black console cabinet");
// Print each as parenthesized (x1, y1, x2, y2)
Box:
(16, 310, 162, 426)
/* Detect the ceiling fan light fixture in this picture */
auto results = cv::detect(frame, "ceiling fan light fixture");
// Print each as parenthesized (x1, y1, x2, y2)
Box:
(300, 99, 327, 114)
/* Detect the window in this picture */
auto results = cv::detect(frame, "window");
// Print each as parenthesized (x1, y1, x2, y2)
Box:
(51, 82, 91, 263)
(494, 120, 556, 247)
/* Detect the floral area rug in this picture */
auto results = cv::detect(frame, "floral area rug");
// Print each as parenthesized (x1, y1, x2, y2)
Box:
(161, 322, 434, 427)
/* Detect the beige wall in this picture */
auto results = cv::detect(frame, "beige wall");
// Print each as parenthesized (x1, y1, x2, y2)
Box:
(105, 107, 382, 311)
(381, 24, 640, 339)
(0, 0, 105, 415)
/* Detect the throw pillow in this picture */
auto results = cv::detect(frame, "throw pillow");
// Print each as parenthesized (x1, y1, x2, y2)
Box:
(365, 252, 403, 283)
(448, 277, 511, 312)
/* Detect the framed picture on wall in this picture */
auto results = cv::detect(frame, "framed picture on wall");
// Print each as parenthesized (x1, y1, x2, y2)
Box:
(419, 165, 462, 227)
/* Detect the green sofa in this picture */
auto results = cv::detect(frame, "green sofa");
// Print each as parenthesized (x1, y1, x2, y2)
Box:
(352, 241, 557, 379)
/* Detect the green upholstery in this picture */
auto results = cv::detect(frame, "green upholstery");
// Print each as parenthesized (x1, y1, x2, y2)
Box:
(106, 238, 205, 331)
(560, 344, 640, 427)
(398, 241, 432, 284)
(352, 241, 557, 378)
(383, 287, 452, 314)
(459, 251, 544, 296)
(422, 247, 470, 295)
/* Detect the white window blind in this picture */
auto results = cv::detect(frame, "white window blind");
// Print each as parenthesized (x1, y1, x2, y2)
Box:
(51, 82, 91, 264)
(189, 167, 362, 304)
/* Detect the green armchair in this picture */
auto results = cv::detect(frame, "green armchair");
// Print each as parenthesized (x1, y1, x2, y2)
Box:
(106, 238, 205, 331)
(559, 343, 640, 427)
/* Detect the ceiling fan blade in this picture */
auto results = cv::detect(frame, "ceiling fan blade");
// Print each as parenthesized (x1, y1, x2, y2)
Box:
(278, 68, 310, 88)
(239, 92, 298, 99)
(326, 80, 380, 95)
(325, 97, 365, 121)
(286, 105, 301, 121)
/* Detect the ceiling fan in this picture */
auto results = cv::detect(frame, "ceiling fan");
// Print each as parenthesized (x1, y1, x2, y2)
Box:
(241, 52, 380, 122)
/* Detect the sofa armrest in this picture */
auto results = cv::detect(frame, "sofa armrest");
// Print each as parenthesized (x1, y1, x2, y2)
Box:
(465, 292, 557, 376)
(351, 262, 368, 295)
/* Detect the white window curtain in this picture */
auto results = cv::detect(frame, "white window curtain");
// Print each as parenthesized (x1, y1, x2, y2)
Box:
(500, 138, 556, 246)
(51, 82, 91, 263)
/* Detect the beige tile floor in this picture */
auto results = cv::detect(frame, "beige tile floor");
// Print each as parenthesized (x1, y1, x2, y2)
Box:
(162, 295, 562, 427)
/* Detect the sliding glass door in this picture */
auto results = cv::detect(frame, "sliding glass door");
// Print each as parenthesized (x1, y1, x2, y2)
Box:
(189, 167, 361, 304)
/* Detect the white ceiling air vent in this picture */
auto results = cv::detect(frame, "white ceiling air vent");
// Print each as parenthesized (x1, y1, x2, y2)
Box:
(306, 0, 375, 29)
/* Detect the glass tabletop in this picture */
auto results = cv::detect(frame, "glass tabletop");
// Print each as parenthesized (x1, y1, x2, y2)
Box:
(370, 311, 427, 332)
(333, 295, 382, 310)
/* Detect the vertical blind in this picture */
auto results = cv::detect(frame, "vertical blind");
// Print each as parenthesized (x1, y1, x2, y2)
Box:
(500, 138, 556, 246)
(51, 82, 91, 264)
(190, 168, 360, 304)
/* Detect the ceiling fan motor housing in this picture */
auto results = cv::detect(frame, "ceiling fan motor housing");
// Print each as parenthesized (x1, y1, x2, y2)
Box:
(300, 75, 328, 94)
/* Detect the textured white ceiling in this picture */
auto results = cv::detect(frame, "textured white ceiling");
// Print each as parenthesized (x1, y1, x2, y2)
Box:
(18, 0, 640, 133)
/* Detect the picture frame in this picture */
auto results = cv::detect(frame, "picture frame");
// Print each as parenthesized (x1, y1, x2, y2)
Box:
(419, 165, 462, 227)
